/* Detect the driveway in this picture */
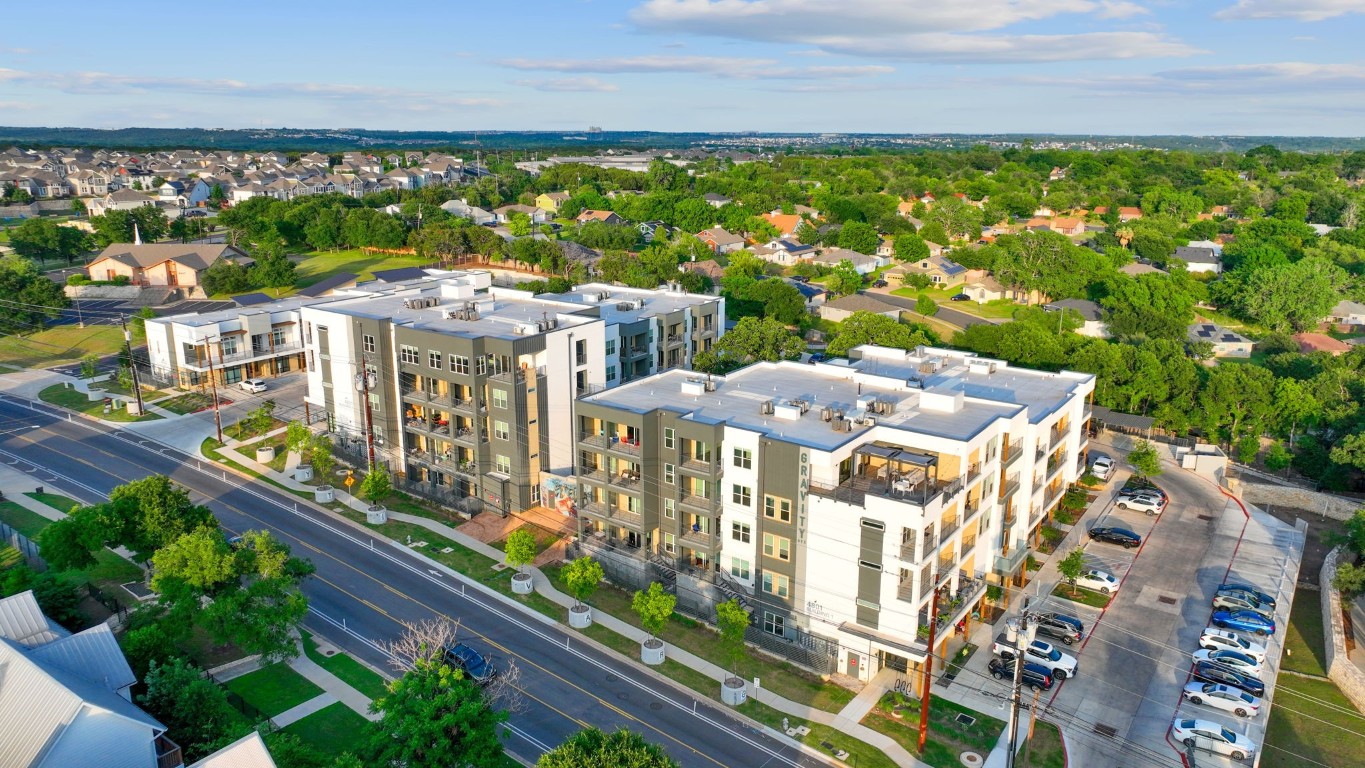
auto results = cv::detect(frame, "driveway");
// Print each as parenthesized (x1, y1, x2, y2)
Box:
(860, 289, 993, 329)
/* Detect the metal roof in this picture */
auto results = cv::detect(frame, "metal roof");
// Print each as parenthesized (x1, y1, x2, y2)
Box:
(0, 591, 66, 647)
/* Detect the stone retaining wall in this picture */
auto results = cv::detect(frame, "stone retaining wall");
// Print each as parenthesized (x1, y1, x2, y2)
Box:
(1320, 546, 1365, 713)
(1238, 482, 1359, 521)
(63, 284, 145, 300)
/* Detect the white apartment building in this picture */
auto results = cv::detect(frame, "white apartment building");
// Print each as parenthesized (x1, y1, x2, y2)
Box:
(144, 296, 313, 388)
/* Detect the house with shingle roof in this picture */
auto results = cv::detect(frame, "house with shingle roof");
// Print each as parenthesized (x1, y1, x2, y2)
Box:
(696, 225, 745, 254)
(1044, 298, 1109, 338)
(703, 192, 731, 208)
(1174, 246, 1222, 274)
(886, 254, 968, 288)
(576, 209, 625, 226)
(1324, 299, 1365, 329)
(1189, 323, 1253, 358)
(810, 246, 884, 274)
(1295, 332, 1351, 356)
(818, 293, 902, 323)
(86, 243, 254, 288)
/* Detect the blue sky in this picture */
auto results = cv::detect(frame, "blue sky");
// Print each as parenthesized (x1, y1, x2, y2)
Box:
(2, 0, 1364, 135)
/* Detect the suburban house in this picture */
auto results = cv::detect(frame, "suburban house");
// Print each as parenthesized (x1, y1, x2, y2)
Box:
(87, 188, 157, 217)
(1189, 323, 1253, 358)
(876, 238, 895, 259)
(1173, 246, 1222, 274)
(494, 204, 548, 224)
(818, 293, 902, 322)
(811, 247, 884, 274)
(695, 226, 746, 254)
(440, 199, 496, 225)
(1044, 298, 1109, 338)
(896, 200, 918, 217)
(535, 191, 570, 212)
(1295, 332, 1352, 356)
(85, 243, 254, 289)
(576, 209, 626, 226)
(1324, 299, 1365, 329)
(957, 273, 1013, 303)
(887, 254, 968, 288)
(703, 192, 731, 208)
(683, 259, 725, 284)
(1119, 262, 1168, 277)
(1047, 217, 1085, 236)
(786, 278, 829, 308)
(760, 211, 802, 238)
(638, 220, 674, 243)
(1093, 206, 1143, 222)
(753, 239, 816, 267)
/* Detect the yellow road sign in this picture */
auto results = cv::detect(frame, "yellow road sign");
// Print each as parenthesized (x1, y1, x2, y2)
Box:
(344, 475, 355, 488)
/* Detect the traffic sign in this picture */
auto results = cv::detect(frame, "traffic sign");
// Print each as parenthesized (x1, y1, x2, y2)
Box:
(344, 475, 355, 488)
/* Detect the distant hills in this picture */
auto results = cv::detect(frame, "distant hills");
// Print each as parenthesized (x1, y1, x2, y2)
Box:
(0, 126, 1363, 154)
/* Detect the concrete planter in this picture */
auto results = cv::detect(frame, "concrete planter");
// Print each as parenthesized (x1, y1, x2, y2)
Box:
(569, 604, 592, 628)
(511, 571, 533, 594)
(294, 464, 314, 482)
(314, 486, 335, 503)
(366, 505, 388, 524)
(721, 676, 747, 706)
(641, 637, 666, 665)
(255, 446, 275, 463)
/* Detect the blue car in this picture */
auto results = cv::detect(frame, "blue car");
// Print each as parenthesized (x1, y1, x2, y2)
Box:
(1211, 609, 1275, 636)
(1219, 583, 1277, 610)
(443, 642, 497, 684)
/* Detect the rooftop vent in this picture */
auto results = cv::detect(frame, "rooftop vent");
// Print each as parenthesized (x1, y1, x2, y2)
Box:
(681, 378, 706, 396)
(788, 398, 811, 415)
(760, 399, 775, 415)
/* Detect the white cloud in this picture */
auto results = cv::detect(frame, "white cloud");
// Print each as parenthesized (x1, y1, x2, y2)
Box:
(628, 0, 1196, 62)
(499, 55, 893, 79)
(514, 77, 620, 92)
(1013, 62, 1365, 95)
(1215, 1, 1365, 21)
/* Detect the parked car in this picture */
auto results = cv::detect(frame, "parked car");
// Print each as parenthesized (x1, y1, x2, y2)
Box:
(1218, 583, 1277, 610)
(950, 293, 971, 302)
(1089, 526, 1142, 548)
(807, 353, 830, 364)
(1171, 718, 1257, 761)
(1212, 593, 1274, 619)
(1192, 660, 1265, 697)
(988, 657, 1054, 691)
(1074, 568, 1120, 594)
(789, 275, 810, 284)
(1182, 682, 1261, 718)
(1089, 455, 1115, 481)
(1115, 494, 1165, 516)
(1035, 613, 1085, 645)
(443, 642, 497, 685)
(1211, 610, 1275, 637)
(239, 378, 267, 393)
(871, 279, 889, 288)
(1192, 648, 1264, 677)
(1022, 640, 1079, 679)
(1120, 479, 1167, 501)
(1198, 628, 1268, 663)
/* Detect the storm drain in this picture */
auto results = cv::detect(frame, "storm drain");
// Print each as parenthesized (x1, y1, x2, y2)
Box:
(955, 713, 977, 727)
(1197, 514, 1215, 521)
(1093, 723, 1118, 738)
(1158, 596, 1178, 605)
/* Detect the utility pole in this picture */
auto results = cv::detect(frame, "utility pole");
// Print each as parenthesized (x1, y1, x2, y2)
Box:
(917, 579, 943, 754)
(1005, 614, 1038, 768)
(357, 356, 377, 472)
(205, 338, 223, 443)
(121, 318, 144, 415)
(1020, 685, 1042, 768)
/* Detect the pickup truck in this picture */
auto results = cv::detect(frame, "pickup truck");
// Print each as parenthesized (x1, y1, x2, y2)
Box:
(992, 633, 1079, 679)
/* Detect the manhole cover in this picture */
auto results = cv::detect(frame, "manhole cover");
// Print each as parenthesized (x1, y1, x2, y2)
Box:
(1093, 723, 1118, 738)
(955, 713, 977, 727)
(650, 702, 662, 711)
(1158, 595, 1177, 605)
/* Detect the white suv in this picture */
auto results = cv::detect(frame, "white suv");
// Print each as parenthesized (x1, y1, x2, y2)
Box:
(239, 378, 267, 393)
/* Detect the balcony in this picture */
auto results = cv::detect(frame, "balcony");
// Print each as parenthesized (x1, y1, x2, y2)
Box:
(1047, 451, 1069, 480)
(402, 388, 449, 406)
(665, 333, 685, 347)
(901, 533, 937, 563)
(680, 456, 720, 475)
(610, 470, 643, 491)
(999, 474, 1020, 500)
(192, 341, 302, 369)
(1050, 424, 1069, 449)
(1045, 484, 1064, 509)
(607, 436, 642, 457)
(960, 535, 979, 560)
(490, 367, 527, 384)
(406, 418, 451, 438)
(965, 462, 983, 487)
(625, 345, 651, 360)
(679, 493, 719, 513)
(1002, 439, 1024, 468)
(808, 473, 957, 512)
(451, 426, 479, 445)
(578, 498, 611, 518)
(451, 398, 476, 414)
(613, 507, 644, 527)
(578, 465, 608, 484)
(155, 735, 183, 768)
(681, 528, 720, 549)
(939, 516, 961, 541)
(898, 577, 917, 602)
(994, 545, 1028, 575)
(578, 432, 608, 449)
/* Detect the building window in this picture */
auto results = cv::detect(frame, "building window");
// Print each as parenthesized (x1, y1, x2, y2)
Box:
(664, 428, 675, 449)
(494, 420, 509, 441)
(428, 350, 442, 369)
(664, 463, 675, 485)
(731, 484, 752, 507)
(732, 521, 751, 543)
(492, 388, 508, 409)
(663, 533, 676, 554)
(733, 448, 752, 469)
(575, 339, 588, 366)
(763, 611, 785, 636)
(605, 339, 616, 356)
(399, 345, 419, 364)
(764, 495, 793, 523)
(606, 366, 616, 382)
(363, 333, 375, 353)
(664, 499, 675, 519)
(495, 455, 511, 474)
(451, 355, 469, 375)
(730, 558, 751, 580)
(475, 357, 487, 375)
(531, 484, 541, 504)
(271, 329, 286, 347)
(220, 337, 239, 356)
(763, 533, 791, 561)
(762, 572, 790, 598)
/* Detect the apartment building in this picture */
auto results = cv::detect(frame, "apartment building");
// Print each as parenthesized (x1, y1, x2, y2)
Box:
(572, 345, 1094, 678)
(145, 296, 311, 388)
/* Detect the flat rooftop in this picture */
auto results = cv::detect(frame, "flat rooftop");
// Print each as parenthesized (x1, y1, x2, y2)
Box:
(313, 280, 598, 340)
(540, 283, 719, 324)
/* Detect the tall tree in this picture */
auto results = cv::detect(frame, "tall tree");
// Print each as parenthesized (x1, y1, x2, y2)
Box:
(537, 728, 679, 768)
(0, 254, 68, 334)
(693, 317, 803, 374)
(827, 259, 864, 296)
(8, 218, 90, 265)
(366, 658, 507, 768)
(826, 312, 934, 357)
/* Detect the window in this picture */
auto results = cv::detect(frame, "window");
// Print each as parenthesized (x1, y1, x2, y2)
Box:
(763, 533, 791, 561)
(606, 366, 616, 382)
(451, 354, 469, 375)
(475, 357, 487, 375)
(399, 345, 419, 364)
(763, 611, 786, 636)
(732, 521, 751, 543)
(731, 484, 752, 507)
(494, 420, 509, 441)
(492, 388, 508, 409)
(733, 448, 752, 469)
(605, 339, 616, 356)
(220, 337, 238, 356)
(663, 533, 676, 554)
(495, 455, 511, 474)
(575, 339, 588, 366)
(664, 499, 675, 519)
(531, 484, 540, 504)
(664, 463, 675, 485)
(764, 495, 793, 523)
(272, 329, 286, 347)
(428, 350, 442, 369)
(664, 428, 675, 449)
(730, 558, 751, 580)
(762, 572, 790, 598)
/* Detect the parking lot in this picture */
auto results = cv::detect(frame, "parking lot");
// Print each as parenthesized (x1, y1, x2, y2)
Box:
(936, 448, 1304, 768)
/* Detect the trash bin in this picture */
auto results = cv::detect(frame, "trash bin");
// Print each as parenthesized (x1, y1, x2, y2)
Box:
(34, 486, 43, 495)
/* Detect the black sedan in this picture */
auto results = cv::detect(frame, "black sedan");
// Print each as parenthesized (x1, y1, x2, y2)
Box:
(1192, 660, 1265, 697)
(988, 657, 1054, 691)
(1088, 526, 1142, 549)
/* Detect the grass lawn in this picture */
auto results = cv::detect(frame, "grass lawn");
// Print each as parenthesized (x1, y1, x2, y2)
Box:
(225, 417, 286, 441)
(892, 285, 1022, 320)
(542, 563, 854, 713)
(1023, 720, 1066, 768)
(1263, 674, 1365, 768)
(281, 701, 372, 756)
(224, 663, 324, 717)
(39, 384, 163, 423)
(741, 697, 897, 768)
(0, 501, 53, 538)
(1051, 583, 1111, 610)
(89, 380, 169, 400)
(862, 693, 1005, 768)
(0, 325, 125, 369)
(898, 309, 963, 340)
(158, 391, 217, 414)
(294, 249, 429, 289)
(25, 492, 82, 514)
(301, 630, 390, 701)
(0, 545, 22, 570)
(1281, 588, 1327, 677)
(0, 499, 141, 602)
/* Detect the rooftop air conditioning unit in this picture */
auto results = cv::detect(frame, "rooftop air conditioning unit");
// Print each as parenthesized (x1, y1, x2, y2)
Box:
(704, 379, 718, 392)
(760, 399, 775, 415)
(821, 406, 833, 422)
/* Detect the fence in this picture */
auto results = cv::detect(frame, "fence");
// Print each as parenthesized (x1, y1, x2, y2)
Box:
(84, 581, 129, 625)
(202, 668, 277, 730)
(0, 521, 43, 567)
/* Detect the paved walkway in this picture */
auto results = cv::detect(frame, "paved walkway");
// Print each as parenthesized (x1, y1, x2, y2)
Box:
(288, 649, 382, 721)
(271, 692, 339, 728)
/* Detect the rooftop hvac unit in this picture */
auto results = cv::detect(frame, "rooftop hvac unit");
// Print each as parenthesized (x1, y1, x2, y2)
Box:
(821, 406, 833, 422)
(583, 292, 602, 303)
(831, 418, 851, 432)
(760, 399, 775, 415)
(617, 302, 634, 311)
(515, 322, 540, 335)
(704, 379, 717, 392)
(788, 398, 811, 414)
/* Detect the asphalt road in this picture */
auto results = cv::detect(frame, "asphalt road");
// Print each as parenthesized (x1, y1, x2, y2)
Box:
(0, 395, 822, 768)
(861, 291, 991, 329)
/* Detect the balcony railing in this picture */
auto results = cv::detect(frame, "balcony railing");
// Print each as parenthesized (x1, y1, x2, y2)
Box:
(999, 474, 1020, 500)
(578, 432, 608, 449)
(1050, 425, 1068, 449)
(155, 735, 183, 768)
(666, 333, 685, 346)
(205, 341, 302, 367)
(578, 465, 608, 483)
(960, 536, 978, 560)
(681, 528, 720, 549)
(680, 456, 719, 474)
(1047, 451, 1068, 479)
(451, 398, 476, 414)
(1045, 484, 1064, 508)
(406, 418, 451, 437)
(610, 471, 642, 490)
(898, 577, 917, 602)
(625, 345, 651, 359)
(613, 507, 644, 527)
(451, 427, 478, 444)
(966, 462, 983, 487)
(939, 516, 961, 541)
(402, 388, 449, 406)
(679, 493, 719, 513)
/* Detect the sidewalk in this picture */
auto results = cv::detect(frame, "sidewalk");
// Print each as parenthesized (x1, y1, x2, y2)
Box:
(288, 649, 381, 721)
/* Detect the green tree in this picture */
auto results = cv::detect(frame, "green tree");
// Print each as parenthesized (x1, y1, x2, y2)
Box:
(1235, 436, 1261, 464)
(915, 294, 938, 316)
(1224, 257, 1350, 332)
(286, 421, 313, 456)
(79, 353, 99, 379)
(360, 469, 391, 505)
(562, 556, 604, 609)
(672, 198, 717, 233)
(90, 206, 169, 246)
(693, 316, 803, 374)
(140, 658, 248, 760)
(8, 217, 90, 265)
(201, 569, 311, 663)
(151, 527, 237, 596)
(110, 475, 218, 557)
(36, 512, 101, 571)
(836, 221, 879, 254)
(0, 254, 69, 334)
(632, 582, 676, 643)
(827, 259, 864, 296)
(537, 727, 679, 768)
(120, 621, 185, 682)
(1333, 562, 1365, 599)
(311, 439, 336, 480)
(741, 279, 807, 325)
(1264, 442, 1293, 472)
(503, 527, 537, 575)
(1058, 547, 1087, 596)
(1127, 440, 1163, 478)
(507, 212, 532, 237)
(826, 312, 934, 357)
(251, 253, 297, 295)
(714, 599, 750, 680)
(893, 233, 930, 262)
(366, 658, 507, 768)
